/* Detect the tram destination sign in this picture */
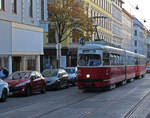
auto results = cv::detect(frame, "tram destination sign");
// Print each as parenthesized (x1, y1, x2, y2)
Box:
(83, 49, 96, 53)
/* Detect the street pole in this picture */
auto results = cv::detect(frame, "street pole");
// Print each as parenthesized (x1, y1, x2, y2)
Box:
(56, 43, 61, 68)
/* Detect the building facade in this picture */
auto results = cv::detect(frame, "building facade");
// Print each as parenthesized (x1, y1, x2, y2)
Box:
(122, 9, 133, 51)
(146, 31, 150, 61)
(42, 0, 113, 70)
(112, 0, 123, 47)
(0, 0, 43, 74)
(133, 18, 147, 55)
(41, 0, 71, 70)
(84, 0, 112, 42)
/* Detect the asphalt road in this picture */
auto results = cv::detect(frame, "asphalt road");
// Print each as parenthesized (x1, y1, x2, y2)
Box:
(1, 74, 150, 118)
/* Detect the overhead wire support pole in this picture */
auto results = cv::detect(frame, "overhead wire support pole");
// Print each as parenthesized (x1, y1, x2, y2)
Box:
(91, 16, 108, 41)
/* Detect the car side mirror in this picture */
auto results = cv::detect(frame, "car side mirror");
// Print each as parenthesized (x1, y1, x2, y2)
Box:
(57, 74, 61, 78)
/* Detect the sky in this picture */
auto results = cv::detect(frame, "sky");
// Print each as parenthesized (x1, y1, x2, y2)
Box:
(123, 0, 150, 29)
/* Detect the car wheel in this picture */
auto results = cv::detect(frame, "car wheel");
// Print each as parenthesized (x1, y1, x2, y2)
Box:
(25, 86, 32, 96)
(41, 84, 46, 94)
(59, 81, 64, 89)
(0, 89, 7, 102)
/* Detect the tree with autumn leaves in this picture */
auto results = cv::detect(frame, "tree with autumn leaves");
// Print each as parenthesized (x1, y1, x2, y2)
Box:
(48, 0, 94, 44)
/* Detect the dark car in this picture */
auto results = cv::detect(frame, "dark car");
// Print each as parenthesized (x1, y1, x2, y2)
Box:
(5, 71, 46, 96)
(65, 67, 77, 86)
(42, 69, 69, 90)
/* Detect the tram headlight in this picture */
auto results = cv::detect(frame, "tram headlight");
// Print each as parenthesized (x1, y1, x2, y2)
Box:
(86, 74, 90, 79)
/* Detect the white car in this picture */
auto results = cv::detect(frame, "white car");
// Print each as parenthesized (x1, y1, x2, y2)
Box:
(65, 67, 77, 86)
(146, 66, 150, 73)
(0, 79, 9, 102)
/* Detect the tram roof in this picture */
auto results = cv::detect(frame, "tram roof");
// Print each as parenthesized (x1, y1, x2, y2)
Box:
(79, 43, 125, 54)
(79, 43, 146, 58)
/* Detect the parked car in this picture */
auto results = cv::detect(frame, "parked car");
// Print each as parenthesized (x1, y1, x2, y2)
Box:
(65, 67, 77, 86)
(0, 79, 9, 102)
(42, 69, 69, 90)
(5, 71, 46, 96)
(146, 66, 150, 73)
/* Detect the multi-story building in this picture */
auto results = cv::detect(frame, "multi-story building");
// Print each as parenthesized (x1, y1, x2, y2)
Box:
(0, 0, 43, 73)
(112, 0, 123, 47)
(122, 8, 133, 51)
(133, 17, 147, 56)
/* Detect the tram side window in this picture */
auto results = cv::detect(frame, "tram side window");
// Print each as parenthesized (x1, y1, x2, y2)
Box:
(119, 55, 124, 65)
(110, 54, 122, 65)
(103, 53, 110, 66)
(127, 56, 134, 65)
(139, 58, 146, 65)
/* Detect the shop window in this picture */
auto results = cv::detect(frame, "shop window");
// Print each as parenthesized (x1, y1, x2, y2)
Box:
(48, 28, 56, 43)
(28, 0, 33, 18)
(12, 0, 17, 14)
(0, 0, 5, 11)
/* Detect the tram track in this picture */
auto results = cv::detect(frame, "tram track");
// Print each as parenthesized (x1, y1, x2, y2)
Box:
(34, 92, 98, 118)
(35, 82, 150, 118)
(77, 90, 150, 118)
(122, 90, 150, 118)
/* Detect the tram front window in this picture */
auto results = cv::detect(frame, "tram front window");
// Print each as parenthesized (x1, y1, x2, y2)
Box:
(78, 54, 101, 66)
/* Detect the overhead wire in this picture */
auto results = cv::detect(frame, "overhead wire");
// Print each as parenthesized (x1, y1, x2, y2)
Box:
(124, 0, 149, 29)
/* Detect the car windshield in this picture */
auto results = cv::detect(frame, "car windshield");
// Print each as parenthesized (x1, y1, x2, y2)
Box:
(7, 72, 31, 80)
(66, 68, 75, 74)
(78, 54, 101, 66)
(42, 69, 58, 77)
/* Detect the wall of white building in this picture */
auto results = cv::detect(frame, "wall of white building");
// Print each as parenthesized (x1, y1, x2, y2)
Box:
(12, 23, 43, 55)
(0, 0, 44, 73)
(0, 0, 41, 26)
(0, 20, 11, 55)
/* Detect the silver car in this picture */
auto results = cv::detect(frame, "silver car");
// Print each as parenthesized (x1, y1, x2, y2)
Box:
(42, 69, 69, 90)
(0, 79, 9, 102)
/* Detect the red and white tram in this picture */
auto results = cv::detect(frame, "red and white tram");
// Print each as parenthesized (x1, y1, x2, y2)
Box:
(77, 42, 146, 90)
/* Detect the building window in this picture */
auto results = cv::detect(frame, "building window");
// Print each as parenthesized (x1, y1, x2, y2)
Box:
(0, 0, 5, 11)
(91, 9, 93, 17)
(41, 0, 44, 21)
(135, 40, 137, 47)
(134, 30, 137, 36)
(99, 0, 101, 7)
(12, 0, 17, 14)
(28, 0, 33, 18)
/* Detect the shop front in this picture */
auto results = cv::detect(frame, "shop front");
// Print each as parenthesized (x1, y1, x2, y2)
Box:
(41, 47, 77, 71)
